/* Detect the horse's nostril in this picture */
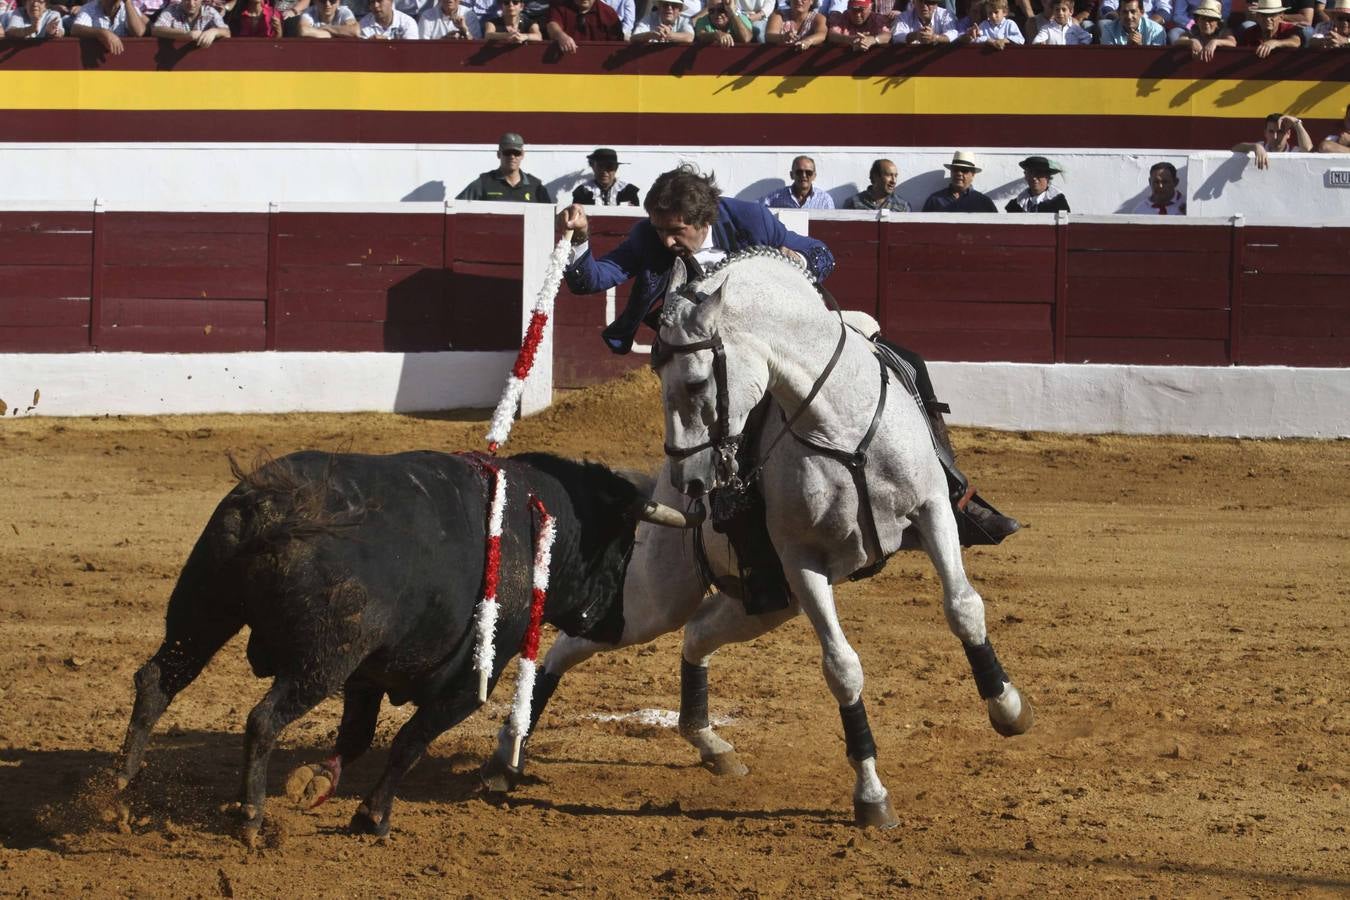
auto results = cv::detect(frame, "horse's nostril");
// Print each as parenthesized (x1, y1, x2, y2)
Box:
(685, 479, 706, 498)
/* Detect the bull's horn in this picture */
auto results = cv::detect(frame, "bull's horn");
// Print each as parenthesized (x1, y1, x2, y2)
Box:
(638, 499, 705, 528)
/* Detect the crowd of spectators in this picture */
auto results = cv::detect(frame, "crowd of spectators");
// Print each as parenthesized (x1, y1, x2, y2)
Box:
(5, 0, 1348, 50)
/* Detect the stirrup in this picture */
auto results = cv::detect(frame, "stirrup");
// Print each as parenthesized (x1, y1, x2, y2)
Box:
(955, 488, 1020, 546)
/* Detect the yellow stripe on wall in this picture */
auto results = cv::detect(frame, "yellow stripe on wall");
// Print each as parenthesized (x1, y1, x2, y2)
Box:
(1, 70, 1346, 119)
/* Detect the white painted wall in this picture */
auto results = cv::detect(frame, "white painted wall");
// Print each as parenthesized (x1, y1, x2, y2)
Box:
(2, 144, 1347, 224)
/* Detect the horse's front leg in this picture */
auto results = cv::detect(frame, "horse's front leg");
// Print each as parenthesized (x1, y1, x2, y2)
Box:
(912, 499, 1034, 737)
(681, 591, 797, 776)
(787, 565, 898, 829)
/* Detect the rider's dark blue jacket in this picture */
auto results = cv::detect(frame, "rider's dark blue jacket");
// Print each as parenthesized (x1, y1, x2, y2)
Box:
(563, 197, 835, 355)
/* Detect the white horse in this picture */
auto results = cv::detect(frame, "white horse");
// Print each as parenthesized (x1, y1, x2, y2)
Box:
(486, 249, 1032, 827)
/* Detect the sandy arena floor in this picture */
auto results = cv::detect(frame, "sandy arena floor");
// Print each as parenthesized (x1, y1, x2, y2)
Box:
(0, 370, 1346, 897)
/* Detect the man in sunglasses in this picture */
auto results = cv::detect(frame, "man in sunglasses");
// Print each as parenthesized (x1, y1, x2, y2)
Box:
(456, 132, 553, 203)
(760, 155, 836, 209)
(572, 147, 641, 206)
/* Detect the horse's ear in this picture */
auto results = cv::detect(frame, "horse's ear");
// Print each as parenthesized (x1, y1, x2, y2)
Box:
(690, 282, 725, 335)
(668, 256, 690, 295)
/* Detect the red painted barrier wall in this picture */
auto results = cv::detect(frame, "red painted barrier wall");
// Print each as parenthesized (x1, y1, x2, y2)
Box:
(3, 210, 1346, 384)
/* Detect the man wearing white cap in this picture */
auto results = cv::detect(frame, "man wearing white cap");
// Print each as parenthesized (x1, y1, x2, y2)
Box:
(1171, 0, 1235, 58)
(921, 151, 997, 213)
(1308, 0, 1350, 47)
(1237, 0, 1305, 56)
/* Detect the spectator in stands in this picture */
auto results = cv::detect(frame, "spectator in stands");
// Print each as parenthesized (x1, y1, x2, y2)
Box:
(418, 0, 479, 36)
(827, 0, 892, 49)
(1005, 156, 1070, 213)
(1129, 161, 1186, 214)
(572, 148, 641, 206)
(738, 0, 774, 40)
(226, 0, 282, 36)
(71, 0, 148, 52)
(457, 133, 554, 203)
(602, 0, 634, 35)
(1280, 0, 1319, 32)
(1308, 0, 1348, 45)
(300, 0, 360, 33)
(483, 0, 543, 39)
(1099, 0, 1167, 29)
(923, 151, 998, 212)
(1031, 0, 1092, 39)
(631, 0, 695, 39)
(546, 0, 624, 52)
(1233, 113, 1314, 168)
(4, 0, 64, 37)
(964, 0, 1025, 44)
(271, 0, 309, 35)
(152, 0, 230, 44)
(695, 0, 755, 42)
(1238, 0, 1304, 54)
(843, 158, 912, 212)
(1099, 0, 1166, 42)
(1318, 103, 1350, 151)
(892, 0, 959, 41)
(766, 0, 829, 48)
(1171, 0, 1234, 57)
(762, 155, 836, 209)
(359, 0, 418, 34)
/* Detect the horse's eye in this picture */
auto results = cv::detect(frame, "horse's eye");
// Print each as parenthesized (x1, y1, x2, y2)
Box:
(686, 379, 709, 394)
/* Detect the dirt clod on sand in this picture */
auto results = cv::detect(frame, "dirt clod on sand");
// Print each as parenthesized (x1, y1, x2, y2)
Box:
(0, 372, 1346, 896)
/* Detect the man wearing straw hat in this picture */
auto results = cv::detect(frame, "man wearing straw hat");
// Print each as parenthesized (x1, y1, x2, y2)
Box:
(1237, 0, 1305, 55)
(921, 151, 997, 213)
(1171, 0, 1236, 59)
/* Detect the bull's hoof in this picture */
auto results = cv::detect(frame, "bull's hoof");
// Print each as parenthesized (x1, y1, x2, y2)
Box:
(702, 751, 749, 777)
(988, 692, 1035, 738)
(479, 753, 524, 794)
(285, 764, 336, 810)
(853, 796, 899, 829)
(349, 804, 391, 838)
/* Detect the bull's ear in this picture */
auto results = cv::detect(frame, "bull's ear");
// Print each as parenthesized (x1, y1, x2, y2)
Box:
(613, 467, 656, 499)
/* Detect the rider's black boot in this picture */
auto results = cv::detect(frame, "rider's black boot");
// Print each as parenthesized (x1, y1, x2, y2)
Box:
(926, 404, 1021, 545)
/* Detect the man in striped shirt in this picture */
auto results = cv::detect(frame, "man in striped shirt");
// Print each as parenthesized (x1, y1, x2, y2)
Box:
(760, 155, 836, 209)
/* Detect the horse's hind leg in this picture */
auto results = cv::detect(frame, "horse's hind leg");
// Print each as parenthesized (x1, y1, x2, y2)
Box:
(911, 499, 1034, 737)
(680, 591, 796, 776)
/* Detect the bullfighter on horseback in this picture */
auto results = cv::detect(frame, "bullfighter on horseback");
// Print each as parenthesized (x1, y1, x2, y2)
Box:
(560, 163, 1019, 544)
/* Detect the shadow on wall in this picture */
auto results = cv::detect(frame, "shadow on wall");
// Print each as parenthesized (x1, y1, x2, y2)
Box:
(1194, 154, 1250, 202)
(736, 178, 785, 204)
(402, 181, 446, 202)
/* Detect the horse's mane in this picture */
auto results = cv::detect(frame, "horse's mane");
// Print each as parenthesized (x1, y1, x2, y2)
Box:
(661, 246, 823, 329)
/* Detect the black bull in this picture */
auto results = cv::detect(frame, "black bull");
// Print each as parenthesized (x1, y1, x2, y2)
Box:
(113, 450, 669, 841)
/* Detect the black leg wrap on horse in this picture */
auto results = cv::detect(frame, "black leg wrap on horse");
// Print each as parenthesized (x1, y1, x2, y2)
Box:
(528, 670, 563, 733)
(964, 640, 1009, 699)
(840, 699, 877, 762)
(680, 658, 709, 732)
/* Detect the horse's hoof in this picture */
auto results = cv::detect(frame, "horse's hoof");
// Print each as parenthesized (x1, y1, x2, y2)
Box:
(479, 754, 524, 794)
(349, 804, 391, 838)
(989, 693, 1035, 737)
(853, 796, 899, 829)
(703, 751, 749, 777)
(285, 764, 336, 810)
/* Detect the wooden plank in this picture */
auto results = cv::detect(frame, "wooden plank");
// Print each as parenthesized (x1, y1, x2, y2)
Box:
(102, 297, 266, 329)
(274, 233, 443, 268)
(1245, 226, 1350, 253)
(891, 245, 1055, 275)
(96, 324, 266, 352)
(893, 300, 1050, 332)
(272, 319, 486, 353)
(1067, 249, 1229, 280)
(102, 264, 268, 300)
(1064, 336, 1229, 366)
(1239, 335, 1350, 367)
(1240, 306, 1346, 338)
(884, 269, 1054, 304)
(1067, 275, 1229, 309)
(104, 211, 268, 235)
(266, 206, 279, 350)
(0, 230, 93, 265)
(1244, 244, 1350, 276)
(1227, 218, 1242, 366)
(0, 212, 94, 233)
(274, 263, 430, 294)
(1054, 212, 1067, 363)
(0, 297, 91, 327)
(1068, 307, 1229, 340)
(276, 211, 445, 237)
(102, 231, 267, 267)
(900, 328, 1053, 363)
(0, 326, 90, 352)
(1068, 223, 1230, 253)
(450, 214, 521, 265)
(1240, 274, 1350, 307)
(0, 265, 93, 299)
(883, 222, 1056, 248)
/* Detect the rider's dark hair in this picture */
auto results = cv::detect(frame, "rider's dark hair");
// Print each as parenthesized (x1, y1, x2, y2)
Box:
(644, 165, 722, 227)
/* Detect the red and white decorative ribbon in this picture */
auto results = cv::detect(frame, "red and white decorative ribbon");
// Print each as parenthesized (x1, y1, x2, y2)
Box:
(509, 495, 556, 767)
(470, 457, 507, 702)
(486, 232, 574, 453)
